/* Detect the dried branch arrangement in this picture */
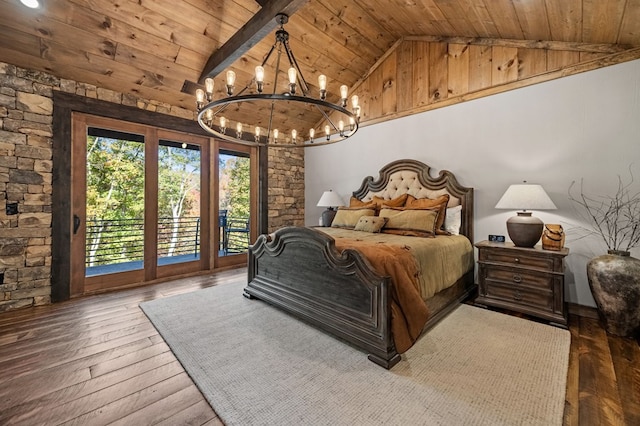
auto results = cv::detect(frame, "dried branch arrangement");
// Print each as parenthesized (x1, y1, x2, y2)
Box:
(569, 168, 640, 252)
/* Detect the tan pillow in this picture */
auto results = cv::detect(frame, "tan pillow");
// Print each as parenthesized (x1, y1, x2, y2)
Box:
(372, 194, 408, 209)
(353, 216, 387, 233)
(379, 208, 438, 237)
(404, 194, 450, 235)
(350, 194, 408, 214)
(349, 196, 376, 209)
(331, 208, 375, 228)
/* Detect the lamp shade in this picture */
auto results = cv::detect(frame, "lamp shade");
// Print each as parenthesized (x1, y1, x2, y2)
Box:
(317, 190, 345, 208)
(495, 183, 556, 248)
(495, 184, 557, 211)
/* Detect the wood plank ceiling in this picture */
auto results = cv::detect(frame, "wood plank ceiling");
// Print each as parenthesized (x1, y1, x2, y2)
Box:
(1, 0, 639, 137)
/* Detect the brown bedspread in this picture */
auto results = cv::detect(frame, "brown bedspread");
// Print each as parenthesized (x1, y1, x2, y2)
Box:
(332, 237, 428, 353)
(322, 229, 473, 353)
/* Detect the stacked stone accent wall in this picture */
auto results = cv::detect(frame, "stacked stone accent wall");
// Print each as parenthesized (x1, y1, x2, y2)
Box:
(0, 60, 304, 312)
(267, 148, 305, 233)
(0, 63, 56, 311)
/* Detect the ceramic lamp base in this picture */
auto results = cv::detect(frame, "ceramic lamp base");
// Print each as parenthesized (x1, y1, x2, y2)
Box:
(321, 208, 337, 227)
(506, 212, 544, 247)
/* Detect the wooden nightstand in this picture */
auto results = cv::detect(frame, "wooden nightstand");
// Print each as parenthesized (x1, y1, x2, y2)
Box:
(475, 240, 569, 328)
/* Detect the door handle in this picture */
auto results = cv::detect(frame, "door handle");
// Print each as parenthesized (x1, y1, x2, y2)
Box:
(73, 214, 81, 234)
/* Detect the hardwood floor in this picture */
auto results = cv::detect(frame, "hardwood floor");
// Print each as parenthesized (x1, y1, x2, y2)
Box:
(0, 268, 638, 425)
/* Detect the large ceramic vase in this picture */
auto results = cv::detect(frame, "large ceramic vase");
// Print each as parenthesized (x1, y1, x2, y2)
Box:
(587, 250, 640, 337)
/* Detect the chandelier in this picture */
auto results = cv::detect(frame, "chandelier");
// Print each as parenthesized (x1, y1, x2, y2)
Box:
(195, 14, 360, 148)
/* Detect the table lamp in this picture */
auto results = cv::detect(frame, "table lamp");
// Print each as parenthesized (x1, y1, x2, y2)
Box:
(317, 190, 345, 227)
(495, 182, 557, 247)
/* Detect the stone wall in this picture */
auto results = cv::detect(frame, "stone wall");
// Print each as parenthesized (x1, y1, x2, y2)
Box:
(267, 148, 305, 232)
(0, 61, 304, 312)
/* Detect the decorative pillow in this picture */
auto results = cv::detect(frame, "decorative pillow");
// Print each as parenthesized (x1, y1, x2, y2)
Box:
(372, 194, 408, 210)
(331, 208, 375, 228)
(349, 196, 376, 209)
(379, 208, 438, 237)
(353, 216, 387, 233)
(404, 194, 450, 235)
(444, 205, 463, 235)
(351, 194, 408, 213)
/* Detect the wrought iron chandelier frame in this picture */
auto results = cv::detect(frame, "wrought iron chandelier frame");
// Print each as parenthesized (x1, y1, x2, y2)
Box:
(196, 14, 360, 148)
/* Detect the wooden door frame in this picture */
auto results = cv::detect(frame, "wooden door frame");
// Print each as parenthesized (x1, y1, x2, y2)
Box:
(52, 92, 253, 301)
(69, 114, 212, 295)
(70, 114, 150, 295)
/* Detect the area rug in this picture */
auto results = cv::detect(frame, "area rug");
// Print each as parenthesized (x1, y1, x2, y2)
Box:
(140, 283, 570, 426)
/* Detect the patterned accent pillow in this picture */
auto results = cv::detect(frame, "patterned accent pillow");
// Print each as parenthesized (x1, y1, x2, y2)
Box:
(331, 208, 375, 228)
(404, 194, 451, 235)
(353, 216, 387, 233)
(379, 208, 438, 238)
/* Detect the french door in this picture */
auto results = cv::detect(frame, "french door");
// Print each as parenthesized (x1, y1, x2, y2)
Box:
(215, 141, 258, 268)
(71, 114, 213, 295)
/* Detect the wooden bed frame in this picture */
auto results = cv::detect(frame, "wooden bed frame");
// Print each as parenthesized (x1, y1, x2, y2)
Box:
(244, 159, 475, 369)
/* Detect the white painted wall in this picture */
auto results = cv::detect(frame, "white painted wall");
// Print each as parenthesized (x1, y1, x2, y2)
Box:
(305, 59, 640, 307)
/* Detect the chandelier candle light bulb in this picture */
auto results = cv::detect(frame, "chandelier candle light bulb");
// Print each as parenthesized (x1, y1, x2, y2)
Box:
(309, 128, 315, 142)
(273, 129, 279, 142)
(196, 89, 205, 109)
(226, 70, 236, 95)
(318, 75, 327, 99)
(255, 126, 261, 142)
(340, 85, 348, 107)
(255, 66, 265, 93)
(204, 78, 214, 100)
(288, 67, 297, 94)
(236, 122, 243, 138)
(219, 116, 226, 133)
(291, 129, 297, 143)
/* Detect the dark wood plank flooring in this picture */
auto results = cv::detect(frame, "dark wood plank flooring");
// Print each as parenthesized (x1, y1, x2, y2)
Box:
(0, 268, 638, 425)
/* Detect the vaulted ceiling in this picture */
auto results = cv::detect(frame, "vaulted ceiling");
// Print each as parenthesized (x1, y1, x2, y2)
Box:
(1, 0, 639, 135)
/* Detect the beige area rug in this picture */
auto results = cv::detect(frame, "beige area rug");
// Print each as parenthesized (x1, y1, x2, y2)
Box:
(140, 282, 570, 426)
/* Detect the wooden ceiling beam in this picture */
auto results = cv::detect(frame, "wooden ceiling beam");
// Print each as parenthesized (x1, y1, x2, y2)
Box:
(404, 35, 636, 53)
(197, 0, 309, 83)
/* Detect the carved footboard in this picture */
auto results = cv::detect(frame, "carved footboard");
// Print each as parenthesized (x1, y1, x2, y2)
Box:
(244, 226, 401, 368)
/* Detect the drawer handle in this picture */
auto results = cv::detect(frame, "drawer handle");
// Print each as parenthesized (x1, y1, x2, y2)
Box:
(514, 257, 520, 263)
(514, 290, 522, 301)
(513, 274, 522, 283)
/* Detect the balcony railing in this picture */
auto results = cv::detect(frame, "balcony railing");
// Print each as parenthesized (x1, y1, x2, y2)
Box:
(85, 215, 249, 270)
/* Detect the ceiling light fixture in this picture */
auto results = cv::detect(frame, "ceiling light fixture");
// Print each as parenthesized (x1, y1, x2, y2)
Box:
(195, 14, 360, 148)
(20, 0, 40, 8)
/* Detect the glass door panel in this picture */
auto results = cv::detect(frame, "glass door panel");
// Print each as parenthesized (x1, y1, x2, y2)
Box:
(85, 128, 145, 277)
(157, 140, 202, 267)
(218, 150, 251, 257)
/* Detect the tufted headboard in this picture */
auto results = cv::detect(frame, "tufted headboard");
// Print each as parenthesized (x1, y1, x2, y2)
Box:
(352, 159, 474, 241)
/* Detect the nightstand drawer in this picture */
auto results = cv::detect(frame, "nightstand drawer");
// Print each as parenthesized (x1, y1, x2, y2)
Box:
(481, 250, 554, 270)
(484, 281, 553, 311)
(484, 266, 553, 290)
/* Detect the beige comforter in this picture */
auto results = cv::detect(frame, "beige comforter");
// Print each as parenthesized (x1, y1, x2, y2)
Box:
(322, 228, 474, 299)
(320, 228, 474, 353)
